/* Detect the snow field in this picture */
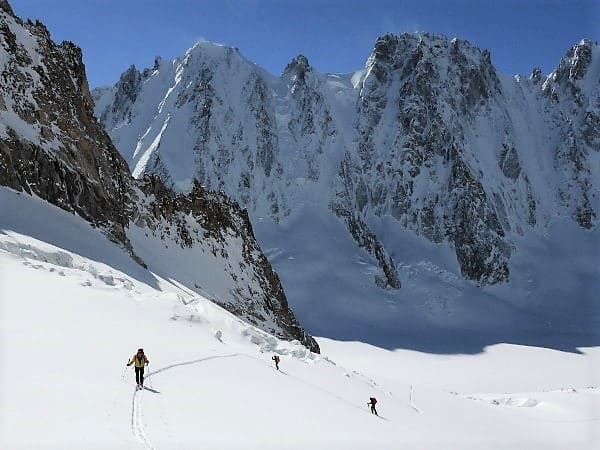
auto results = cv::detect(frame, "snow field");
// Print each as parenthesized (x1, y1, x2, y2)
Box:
(0, 235, 400, 449)
(1, 187, 599, 449)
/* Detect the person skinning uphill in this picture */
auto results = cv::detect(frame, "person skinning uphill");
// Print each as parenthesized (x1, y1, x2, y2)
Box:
(272, 354, 280, 370)
(367, 397, 378, 416)
(127, 348, 149, 389)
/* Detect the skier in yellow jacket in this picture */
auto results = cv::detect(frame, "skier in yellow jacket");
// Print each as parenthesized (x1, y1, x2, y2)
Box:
(127, 348, 149, 389)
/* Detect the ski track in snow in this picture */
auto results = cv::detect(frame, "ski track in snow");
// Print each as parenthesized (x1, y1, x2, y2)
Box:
(409, 385, 422, 413)
(130, 351, 399, 446)
(235, 352, 400, 417)
(145, 353, 240, 378)
(149, 350, 385, 416)
(130, 354, 241, 447)
(123, 331, 600, 447)
(277, 368, 381, 416)
(132, 388, 154, 450)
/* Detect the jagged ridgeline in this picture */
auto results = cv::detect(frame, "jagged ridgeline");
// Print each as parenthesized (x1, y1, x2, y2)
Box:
(0, 0, 319, 353)
(94, 31, 599, 287)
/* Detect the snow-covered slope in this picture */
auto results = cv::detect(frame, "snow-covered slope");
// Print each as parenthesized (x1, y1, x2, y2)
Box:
(1, 186, 598, 449)
(0, 1, 317, 351)
(94, 32, 600, 349)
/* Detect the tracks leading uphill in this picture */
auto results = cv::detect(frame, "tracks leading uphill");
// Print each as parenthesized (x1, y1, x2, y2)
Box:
(129, 354, 241, 448)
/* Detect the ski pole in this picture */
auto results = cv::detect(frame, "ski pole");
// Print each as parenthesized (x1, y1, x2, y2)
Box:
(146, 363, 153, 389)
(121, 363, 128, 381)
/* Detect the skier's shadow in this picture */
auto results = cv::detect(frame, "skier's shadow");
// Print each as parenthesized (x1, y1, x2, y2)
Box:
(143, 386, 161, 394)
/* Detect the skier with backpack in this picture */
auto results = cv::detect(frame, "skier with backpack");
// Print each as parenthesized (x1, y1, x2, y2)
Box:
(367, 397, 378, 416)
(272, 354, 280, 370)
(127, 348, 149, 389)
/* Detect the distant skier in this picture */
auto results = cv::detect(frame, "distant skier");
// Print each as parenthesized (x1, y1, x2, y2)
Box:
(367, 397, 378, 416)
(272, 355, 280, 370)
(127, 348, 149, 389)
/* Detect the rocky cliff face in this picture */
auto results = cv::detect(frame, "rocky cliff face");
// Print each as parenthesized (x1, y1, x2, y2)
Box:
(0, 0, 130, 246)
(131, 175, 319, 351)
(281, 54, 337, 182)
(0, 1, 319, 353)
(541, 39, 599, 229)
(339, 34, 511, 283)
(281, 53, 401, 288)
(94, 32, 599, 288)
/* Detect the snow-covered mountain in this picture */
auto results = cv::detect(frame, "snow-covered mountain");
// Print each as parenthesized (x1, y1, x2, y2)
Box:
(94, 34, 599, 284)
(0, 0, 318, 352)
(93, 31, 599, 347)
(1, 2, 598, 446)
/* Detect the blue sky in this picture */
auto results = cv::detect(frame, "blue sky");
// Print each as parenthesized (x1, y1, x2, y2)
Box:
(10, 0, 600, 87)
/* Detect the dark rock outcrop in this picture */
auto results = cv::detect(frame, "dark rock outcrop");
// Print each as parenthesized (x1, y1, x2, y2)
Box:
(542, 39, 598, 229)
(135, 175, 319, 352)
(0, 7, 132, 249)
(344, 33, 511, 283)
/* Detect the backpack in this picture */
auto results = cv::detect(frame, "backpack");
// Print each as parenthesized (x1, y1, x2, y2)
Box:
(274, 356, 280, 363)
(370, 397, 377, 405)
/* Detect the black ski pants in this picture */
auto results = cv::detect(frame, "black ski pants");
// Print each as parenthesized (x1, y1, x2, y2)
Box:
(370, 405, 378, 415)
(135, 366, 145, 385)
